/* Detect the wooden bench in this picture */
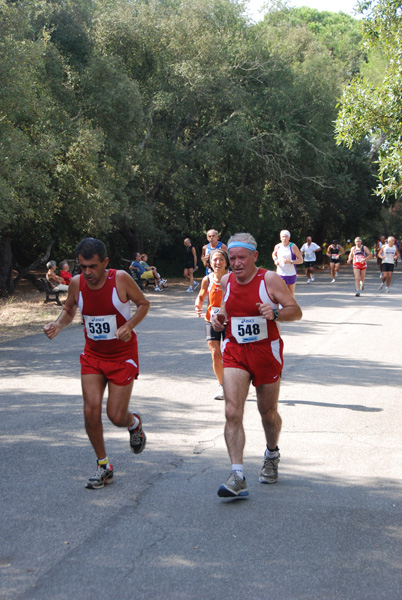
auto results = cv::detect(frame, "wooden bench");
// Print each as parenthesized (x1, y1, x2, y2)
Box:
(40, 278, 63, 306)
(121, 259, 154, 290)
(128, 268, 145, 290)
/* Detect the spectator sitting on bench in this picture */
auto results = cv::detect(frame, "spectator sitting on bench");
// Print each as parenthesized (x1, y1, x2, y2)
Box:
(59, 260, 73, 286)
(46, 260, 69, 292)
(130, 252, 161, 291)
(140, 253, 167, 288)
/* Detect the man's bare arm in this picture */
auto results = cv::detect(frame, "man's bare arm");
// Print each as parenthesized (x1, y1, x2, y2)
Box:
(257, 272, 302, 322)
(115, 271, 150, 341)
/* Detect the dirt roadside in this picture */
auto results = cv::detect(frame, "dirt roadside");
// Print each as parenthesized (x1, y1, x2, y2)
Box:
(0, 281, 75, 343)
(0, 276, 189, 343)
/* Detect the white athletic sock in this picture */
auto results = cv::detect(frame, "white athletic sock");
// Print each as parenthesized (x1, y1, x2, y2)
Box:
(128, 416, 140, 431)
(265, 447, 280, 459)
(232, 464, 244, 478)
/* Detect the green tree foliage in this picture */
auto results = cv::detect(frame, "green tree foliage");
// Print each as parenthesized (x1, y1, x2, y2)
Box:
(335, 0, 402, 200)
(0, 0, 385, 294)
(0, 0, 143, 292)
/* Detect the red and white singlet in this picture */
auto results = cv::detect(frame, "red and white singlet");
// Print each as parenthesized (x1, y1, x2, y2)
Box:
(224, 268, 280, 345)
(78, 269, 137, 361)
(353, 246, 367, 269)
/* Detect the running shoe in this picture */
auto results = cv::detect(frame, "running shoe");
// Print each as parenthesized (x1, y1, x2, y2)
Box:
(360, 281, 364, 291)
(217, 472, 249, 498)
(311, 274, 315, 281)
(85, 463, 114, 489)
(214, 384, 224, 400)
(186, 286, 193, 292)
(378, 282, 384, 291)
(307, 279, 311, 284)
(355, 291, 360, 297)
(154, 286, 161, 291)
(385, 287, 390, 293)
(129, 412, 147, 454)
(259, 453, 280, 484)
(331, 279, 336, 283)
(193, 281, 200, 289)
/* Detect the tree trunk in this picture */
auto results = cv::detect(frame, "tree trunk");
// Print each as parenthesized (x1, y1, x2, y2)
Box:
(0, 236, 13, 297)
(118, 226, 143, 259)
(12, 242, 53, 292)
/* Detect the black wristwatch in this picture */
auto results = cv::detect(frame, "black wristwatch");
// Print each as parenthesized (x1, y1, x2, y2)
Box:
(272, 309, 279, 321)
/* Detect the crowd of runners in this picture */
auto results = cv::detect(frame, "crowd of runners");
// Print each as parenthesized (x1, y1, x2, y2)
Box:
(43, 229, 399, 500)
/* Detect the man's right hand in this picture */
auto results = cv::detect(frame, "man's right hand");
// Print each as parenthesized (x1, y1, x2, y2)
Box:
(43, 322, 62, 340)
(211, 312, 226, 331)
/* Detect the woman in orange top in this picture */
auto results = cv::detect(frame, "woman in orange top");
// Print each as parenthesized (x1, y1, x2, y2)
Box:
(194, 248, 229, 400)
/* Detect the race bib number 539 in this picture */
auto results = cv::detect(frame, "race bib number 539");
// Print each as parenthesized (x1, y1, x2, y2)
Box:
(84, 315, 117, 341)
(231, 316, 268, 344)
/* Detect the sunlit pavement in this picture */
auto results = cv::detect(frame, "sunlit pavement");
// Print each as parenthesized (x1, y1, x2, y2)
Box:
(1, 265, 401, 599)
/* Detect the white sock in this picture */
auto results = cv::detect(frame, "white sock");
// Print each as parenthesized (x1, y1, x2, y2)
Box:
(129, 416, 140, 431)
(232, 464, 244, 478)
(265, 447, 279, 459)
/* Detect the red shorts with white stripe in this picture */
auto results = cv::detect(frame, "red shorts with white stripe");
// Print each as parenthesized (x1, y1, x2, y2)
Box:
(222, 338, 284, 387)
(80, 353, 139, 386)
(353, 262, 367, 270)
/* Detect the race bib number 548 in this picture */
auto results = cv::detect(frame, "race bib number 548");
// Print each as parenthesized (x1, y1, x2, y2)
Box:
(84, 315, 117, 341)
(231, 316, 268, 344)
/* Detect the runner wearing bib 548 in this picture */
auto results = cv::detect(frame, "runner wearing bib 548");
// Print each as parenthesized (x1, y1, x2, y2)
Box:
(211, 233, 302, 499)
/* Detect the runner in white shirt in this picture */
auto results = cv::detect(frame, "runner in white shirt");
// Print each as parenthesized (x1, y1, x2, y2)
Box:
(378, 236, 399, 293)
(300, 236, 321, 284)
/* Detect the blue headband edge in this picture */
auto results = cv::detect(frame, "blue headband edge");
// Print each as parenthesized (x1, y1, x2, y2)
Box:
(227, 241, 257, 251)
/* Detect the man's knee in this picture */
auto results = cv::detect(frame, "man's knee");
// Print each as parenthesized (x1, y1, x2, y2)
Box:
(105, 402, 128, 427)
(225, 400, 244, 425)
(260, 405, 280, 422)
(83, 402, 102, 426)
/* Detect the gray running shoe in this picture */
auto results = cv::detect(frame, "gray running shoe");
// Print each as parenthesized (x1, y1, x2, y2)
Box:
(379, 282, 384, 290)
(193, 281, 200, 289)
(259, 453, 280, 484)
(129, 412, 146, 454)
(218, 472, 249, 498)
(85, 464, 114, 489)
(359, 281, 364, 291)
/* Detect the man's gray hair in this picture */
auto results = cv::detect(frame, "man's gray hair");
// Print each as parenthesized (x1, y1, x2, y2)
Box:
(46, 260, 56, 269)
(227, 232, 257, 251)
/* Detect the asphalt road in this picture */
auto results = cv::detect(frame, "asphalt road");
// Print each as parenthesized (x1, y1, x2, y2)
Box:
(1, 265, 401, 599)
